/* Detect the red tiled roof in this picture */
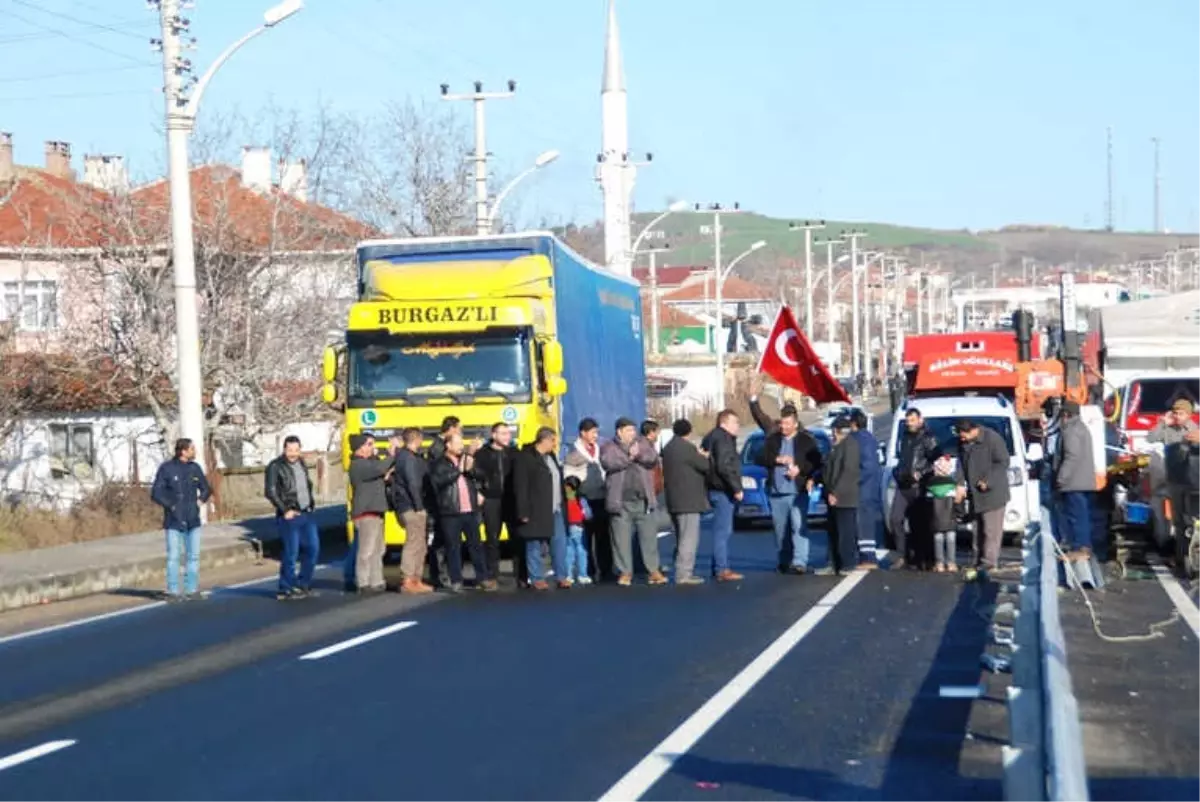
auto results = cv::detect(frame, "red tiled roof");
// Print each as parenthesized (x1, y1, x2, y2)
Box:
(0, 165, 374, 252)
(662, 274, 771, 303)
(130, 166, 373, 252)
(631, 264, 707, 288)
(642, 299, 705, 329)
(0, 168, 118, 249)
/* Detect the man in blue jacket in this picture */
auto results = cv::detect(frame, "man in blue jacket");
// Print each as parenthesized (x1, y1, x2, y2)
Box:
(850, 410, 884, 569)
(150, 438, 212, 601)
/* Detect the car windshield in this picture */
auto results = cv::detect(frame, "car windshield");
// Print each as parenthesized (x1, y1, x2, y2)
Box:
(908, 415, 1017, 458)
(348, 328, 533, 403)
(1134, 378, 1200, 414)
(742, 429, 831, 465)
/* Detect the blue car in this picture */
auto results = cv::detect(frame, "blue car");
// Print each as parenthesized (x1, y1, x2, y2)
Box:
(737, 428, 831, 528)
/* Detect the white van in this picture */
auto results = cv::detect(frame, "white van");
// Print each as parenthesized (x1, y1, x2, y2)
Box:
(882, 395, 1043, 539)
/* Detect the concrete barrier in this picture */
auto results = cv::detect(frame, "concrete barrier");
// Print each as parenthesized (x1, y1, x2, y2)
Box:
(0, 505, 347, 612)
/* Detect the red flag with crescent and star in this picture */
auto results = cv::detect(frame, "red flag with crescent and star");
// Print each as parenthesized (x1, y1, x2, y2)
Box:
(756, 306, 851, 404)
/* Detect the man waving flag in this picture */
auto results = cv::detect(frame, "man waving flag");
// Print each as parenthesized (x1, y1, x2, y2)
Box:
(757, 306, 851, 405)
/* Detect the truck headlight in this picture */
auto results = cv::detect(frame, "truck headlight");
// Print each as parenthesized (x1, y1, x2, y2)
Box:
(741, 476, 757, 491)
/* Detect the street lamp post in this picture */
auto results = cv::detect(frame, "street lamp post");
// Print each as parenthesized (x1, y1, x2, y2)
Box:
(485, 149, 559, 231)
(813, 236, 842, 344)
(156, 0, 303, 476)
(628, 200, 688, 264)
(715, 240, 767, 410)
(839, 229, 868, 377)
(789, 220, 825, 339)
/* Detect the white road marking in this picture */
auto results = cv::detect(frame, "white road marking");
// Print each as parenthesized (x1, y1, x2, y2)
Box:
(298, 620, 418, 661)
(0, 740, 76, 772)
(0, 562, 340, 647)
(599, 571, 866, 801)
(939, 684, 984, 698)
(1150, 563, 1200, 639)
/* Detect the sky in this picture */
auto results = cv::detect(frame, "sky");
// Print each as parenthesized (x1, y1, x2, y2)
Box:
(1, 0, 1197, 233)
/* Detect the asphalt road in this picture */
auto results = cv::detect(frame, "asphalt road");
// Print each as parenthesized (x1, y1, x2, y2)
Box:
(0, 533, 1014, 798)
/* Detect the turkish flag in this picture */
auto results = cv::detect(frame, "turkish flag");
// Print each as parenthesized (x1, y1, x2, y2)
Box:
(756, 306, 851, 404)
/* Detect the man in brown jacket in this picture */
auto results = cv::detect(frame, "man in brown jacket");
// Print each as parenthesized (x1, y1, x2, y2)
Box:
(600, 417, 665, 587)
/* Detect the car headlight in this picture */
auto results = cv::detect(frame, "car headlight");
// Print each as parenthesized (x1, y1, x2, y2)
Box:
(741, 476, 757, 491)
(1007, 466, 1023, 486)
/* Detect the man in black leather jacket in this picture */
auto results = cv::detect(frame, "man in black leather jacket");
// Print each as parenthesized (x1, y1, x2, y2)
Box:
(263, 435, 319, 600)
(473, 422, 519, 584)
(427, 432, 490, 593)
(703, 409, 745, 582)
(889, 407, 939, 569)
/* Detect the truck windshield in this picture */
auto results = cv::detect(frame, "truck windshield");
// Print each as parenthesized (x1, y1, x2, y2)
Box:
(348, 328, 533, 403)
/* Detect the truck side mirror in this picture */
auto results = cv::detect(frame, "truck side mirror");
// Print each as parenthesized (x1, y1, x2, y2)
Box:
(321, 383, 338, 405)
(546, 376, 568, 397)
(322, 346, 338, 383)
(543, 340, 564, 376)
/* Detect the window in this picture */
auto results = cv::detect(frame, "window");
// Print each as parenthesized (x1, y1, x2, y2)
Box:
(48, 423, 95, 476)
(2, 280, 58, 331)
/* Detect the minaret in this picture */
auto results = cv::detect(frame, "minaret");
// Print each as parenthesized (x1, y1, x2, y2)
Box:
(598, 0, 634, 276)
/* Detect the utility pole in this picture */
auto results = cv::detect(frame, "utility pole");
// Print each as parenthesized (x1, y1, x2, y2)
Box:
(1152, 136, 1162, 233)
(640, 245, 671, 355)
(814, 236, 841, 344)
(789, 220, 825, 339)
(441, 80, 516, 235)
(699, 202, 746, 410)
(1105, 126, 1114, 232)
(840, 229, 868, 376)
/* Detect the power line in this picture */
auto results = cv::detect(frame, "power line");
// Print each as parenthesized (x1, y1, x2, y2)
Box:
(0, 6, 153, 65)
(0, 63, 156, 85)
(0, 87, 155, 103)
(9, 0, 151, 40)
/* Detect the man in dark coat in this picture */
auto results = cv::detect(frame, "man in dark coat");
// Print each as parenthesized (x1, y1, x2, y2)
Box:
(150, 437, 211, 601)
(513, 426, 570, 590)
(661, 419, 711, 585)
(600, 418, 665, 587)
(756, 407, 823, 574)
(953, 418, 1011, 574)
(390, 428, 433, 594)
(823, 417, 861, 575)
(473, 422, 519, 584)
(427, 432, 489, 593)
(704, 409, 745, 582)
(889, 407, 939, 569)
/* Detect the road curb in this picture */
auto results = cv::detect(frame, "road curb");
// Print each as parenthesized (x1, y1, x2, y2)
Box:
(0, 506, 347, 613)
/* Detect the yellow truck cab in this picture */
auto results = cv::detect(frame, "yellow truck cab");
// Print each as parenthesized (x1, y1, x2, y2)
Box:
(322, 232, 646, 547)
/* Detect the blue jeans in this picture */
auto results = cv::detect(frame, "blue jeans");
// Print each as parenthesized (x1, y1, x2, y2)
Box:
(768, 493, 810, 568)
(278, 512, 320, 592)
(1060, 491, 1093, 551)
(567, 524, 589, 580)
(709, 491, 736, 574)
(165, 527, 201, 595)
(526, 515, 570, 583)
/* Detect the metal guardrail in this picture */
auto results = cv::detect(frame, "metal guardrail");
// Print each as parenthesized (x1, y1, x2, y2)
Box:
(1004, 506, 1089, 801)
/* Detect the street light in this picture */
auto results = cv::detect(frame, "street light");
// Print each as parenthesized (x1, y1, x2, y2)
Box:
(788, 220, 826, 339)
(714, 239, 767, 410)
(628, 199, 689, 261)
(158, 0, 304, 478)
(486, 149, 560, 230)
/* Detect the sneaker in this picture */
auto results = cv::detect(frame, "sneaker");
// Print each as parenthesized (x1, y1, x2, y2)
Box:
(531, 580, 550, 591)
(557, 579, 573, 590)
(276, 588, 299, 601)
(617, 574, 633, 587)
(716, 569, 744, 583)
(814, 567, 837, 576)
(946, 562, 958, 574)
(575, 576, 594, 586)
(676, 576, 705, 586)
(647, 571, 668, 585)
(446, 582, 465, 594)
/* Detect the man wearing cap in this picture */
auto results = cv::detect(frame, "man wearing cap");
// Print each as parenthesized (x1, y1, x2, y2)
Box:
(1149, 395, 1200, 573)
(1051, 401, 1098, 560)
(953, 418, 1010, 574)
(347, 433, 393, 593)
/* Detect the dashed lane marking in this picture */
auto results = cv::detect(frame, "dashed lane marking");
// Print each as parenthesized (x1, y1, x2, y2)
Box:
(0, 740, 76, 773)
(297, 620, 418, 661)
